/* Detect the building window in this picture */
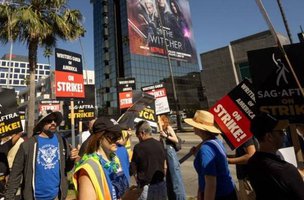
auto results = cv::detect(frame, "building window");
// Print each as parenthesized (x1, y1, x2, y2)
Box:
(0, 67, 8, 72)
(20, 63, 26, 68)
(13, 80, 19, 85)
(238, 62, 251, 80)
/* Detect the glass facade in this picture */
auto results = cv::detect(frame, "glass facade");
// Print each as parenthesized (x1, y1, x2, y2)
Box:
(91, 0, 204, 117)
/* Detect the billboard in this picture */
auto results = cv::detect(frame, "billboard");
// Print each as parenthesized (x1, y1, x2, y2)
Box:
(248, 43, 304, 123)
(55, 48, 85, 98)
(127, 0, 197, 63)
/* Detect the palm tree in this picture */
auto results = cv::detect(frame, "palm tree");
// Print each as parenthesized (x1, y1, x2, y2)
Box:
(43, 47, 53, 66)
(0, 0, 85, 137)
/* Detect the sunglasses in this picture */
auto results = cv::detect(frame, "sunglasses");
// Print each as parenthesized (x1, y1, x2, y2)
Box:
(44, 119, 57, 124)
(271, 129, 287, 136)
(104, 135, 121, 144)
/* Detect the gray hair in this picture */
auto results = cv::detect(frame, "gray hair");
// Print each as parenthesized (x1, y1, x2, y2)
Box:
(135, 120, 152, 135)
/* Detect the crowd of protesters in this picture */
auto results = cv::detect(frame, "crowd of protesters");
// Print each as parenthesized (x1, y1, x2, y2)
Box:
(0, 107, 304, 200)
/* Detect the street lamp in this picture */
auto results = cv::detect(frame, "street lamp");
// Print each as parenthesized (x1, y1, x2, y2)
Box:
(156, 1, 182, 131)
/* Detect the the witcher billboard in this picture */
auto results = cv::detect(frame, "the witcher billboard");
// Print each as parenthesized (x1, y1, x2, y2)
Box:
(127, 0, 197, 63)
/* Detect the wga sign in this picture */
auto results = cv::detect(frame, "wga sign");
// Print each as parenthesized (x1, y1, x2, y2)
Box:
(248, 43, 304, 122)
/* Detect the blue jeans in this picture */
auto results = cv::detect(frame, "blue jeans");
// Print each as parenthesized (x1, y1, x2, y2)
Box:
(138, 181, 167, 200)
(166, 145, 186, 200)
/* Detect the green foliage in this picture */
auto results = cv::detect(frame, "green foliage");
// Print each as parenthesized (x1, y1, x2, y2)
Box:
(0, 0, 86, 136)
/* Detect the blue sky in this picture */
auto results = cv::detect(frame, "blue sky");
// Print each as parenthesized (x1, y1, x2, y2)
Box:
(0, 0, 303, 70)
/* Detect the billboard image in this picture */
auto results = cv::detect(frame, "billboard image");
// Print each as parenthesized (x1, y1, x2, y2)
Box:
(127, 0, 197, 63)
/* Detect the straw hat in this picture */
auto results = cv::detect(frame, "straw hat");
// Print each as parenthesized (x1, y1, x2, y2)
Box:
(33, 110, 63, 134)
(184, 110, 221, 134)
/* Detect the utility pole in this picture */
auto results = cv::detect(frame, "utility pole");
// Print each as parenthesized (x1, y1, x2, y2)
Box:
(156, 2, 182, 131)
(276, 0, 293, 44)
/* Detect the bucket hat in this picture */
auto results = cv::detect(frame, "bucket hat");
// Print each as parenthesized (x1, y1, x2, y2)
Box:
(184, 110, 221, 134)
(33, 110, 63, 134)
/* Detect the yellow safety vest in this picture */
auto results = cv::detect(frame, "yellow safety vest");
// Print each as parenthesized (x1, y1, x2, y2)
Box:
(73, 157, 112, 200)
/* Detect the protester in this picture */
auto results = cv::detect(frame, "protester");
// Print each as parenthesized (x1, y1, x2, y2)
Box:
(78, 118, 96, 157)
(228, 138, 257, 200)
(0, 132, 23, 197)
(159, 114, 186, 200)
(247, 113, 304, 200)
(130, 120, 167, 200)
(117, 129, 133, 161)
(5, 110, 79, 200)
(73, 116, 129, 200)
(184, 110, 237, 200)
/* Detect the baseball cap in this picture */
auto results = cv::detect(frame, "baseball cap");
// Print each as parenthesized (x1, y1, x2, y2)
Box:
(92, 116, 122, 134)
(250, 112, 289, 139)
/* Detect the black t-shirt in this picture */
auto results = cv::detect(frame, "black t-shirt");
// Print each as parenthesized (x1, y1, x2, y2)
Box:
(131, 138, 166, 187)
(235, 138, 257, 179)
(0, 140, 13, 176)
(248, 151, 304, 200)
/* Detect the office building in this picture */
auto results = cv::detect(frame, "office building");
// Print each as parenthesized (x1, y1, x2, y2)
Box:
(0, 54, 51, 93)
(91, 0, 203, 116)
(200, 30, 289, 107)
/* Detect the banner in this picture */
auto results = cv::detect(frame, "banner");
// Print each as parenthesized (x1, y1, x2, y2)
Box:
(118, 91, 155, 130)
(39, 100, 61, 113)
(248, 43, 304, 123)
(118, 78, 136, 109)
(142, 83, 170, 115)
(0, 88, 23, 138)
(55, 48, 85, 98)
(134, 105, 158, 133)
(127, 0, 197, 63)
(210, 79, 256, 149)
(63, 85, 96, 129)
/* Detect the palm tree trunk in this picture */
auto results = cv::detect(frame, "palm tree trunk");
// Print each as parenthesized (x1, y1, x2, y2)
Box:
(27, 39, 38, 137)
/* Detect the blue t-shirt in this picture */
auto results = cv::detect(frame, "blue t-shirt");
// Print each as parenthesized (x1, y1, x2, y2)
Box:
(116, 145, 130, 182)
(35, 134, 60, 199)
(194, 139, 235, 197)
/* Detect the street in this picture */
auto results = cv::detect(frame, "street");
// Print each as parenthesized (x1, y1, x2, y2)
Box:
(130, 131, 238, 199)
